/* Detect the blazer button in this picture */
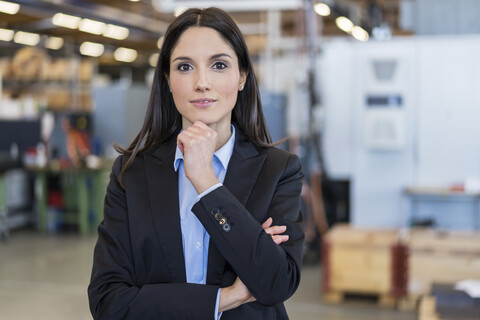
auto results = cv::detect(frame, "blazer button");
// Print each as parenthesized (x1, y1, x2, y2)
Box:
(219, 218, 227, 225)
(214, 212, 224, 221)
(210, 208, 220, 216)
(222, 223, 231, 232)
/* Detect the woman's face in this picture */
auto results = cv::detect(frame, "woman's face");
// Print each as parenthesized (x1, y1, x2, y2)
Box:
(168, 27, 247, 130)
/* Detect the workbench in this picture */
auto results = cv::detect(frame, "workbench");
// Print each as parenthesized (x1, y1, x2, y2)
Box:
(404, 186, 480, 230)
(30, 164, 110, 235)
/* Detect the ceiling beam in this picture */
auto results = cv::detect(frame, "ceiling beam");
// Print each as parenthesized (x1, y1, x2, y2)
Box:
(152, 0, 303, 12)
(15, 0, 169, 35)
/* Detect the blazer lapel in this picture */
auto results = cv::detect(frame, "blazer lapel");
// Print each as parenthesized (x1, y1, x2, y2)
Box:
(223, 130, 266, 207)
(144, 138, 186, 283)
(207, 128, 267, 284)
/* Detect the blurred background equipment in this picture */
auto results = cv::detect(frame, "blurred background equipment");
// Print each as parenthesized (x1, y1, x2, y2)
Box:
(61, 113, 91, 167)
(0, 168, 33, 241)
(0, 119, 41, 155)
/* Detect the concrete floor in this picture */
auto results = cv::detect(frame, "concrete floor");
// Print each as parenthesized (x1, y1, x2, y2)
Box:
(0, 230, 416, 320)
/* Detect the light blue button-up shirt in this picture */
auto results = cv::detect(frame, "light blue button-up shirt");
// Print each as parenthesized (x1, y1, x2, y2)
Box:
(173, 125, 235, 317)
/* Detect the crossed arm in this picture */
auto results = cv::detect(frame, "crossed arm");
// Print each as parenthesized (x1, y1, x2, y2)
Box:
(218, 217, 290, 312)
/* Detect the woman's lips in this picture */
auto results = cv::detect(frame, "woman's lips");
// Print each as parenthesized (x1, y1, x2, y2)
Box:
(190, 98, 217, 108)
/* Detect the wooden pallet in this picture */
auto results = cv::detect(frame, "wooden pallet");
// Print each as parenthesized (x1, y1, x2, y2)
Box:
(418, 296, 440, 320)
(397, 293, 422, 311)
(323, 290, 397, 308)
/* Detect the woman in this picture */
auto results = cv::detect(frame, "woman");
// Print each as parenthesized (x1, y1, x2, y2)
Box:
(88, 7, 304, 320)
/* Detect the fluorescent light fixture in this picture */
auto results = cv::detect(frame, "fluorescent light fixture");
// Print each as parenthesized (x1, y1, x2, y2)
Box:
(129, 0, 140, 2)
(352, 26, 369, 42)
(149, 53, 159, 67)
(335, 16, 354, 33)
(314, 3, 330, 16)
(0, 1, 20, 15)
(45, 36, 64, 50)
(79, 18, 106, 35)
(0, 28, 14, 41)
(114, 47, 138, 63)
(174, 7, 187, 17)
(103, 24, 129, 40)
(52, 13, 81, 29)
(153, 0, 301, 12)
(14, 31, 40, 46)
(80, 41, 104, 57)
(157, 36, 164, 49)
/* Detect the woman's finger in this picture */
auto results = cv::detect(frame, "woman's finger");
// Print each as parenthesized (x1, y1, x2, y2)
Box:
(193, 120, 211, 130)
(272, 235, 289, 245)
(264, 225, 287, 236)
(261, 217, 272, 229)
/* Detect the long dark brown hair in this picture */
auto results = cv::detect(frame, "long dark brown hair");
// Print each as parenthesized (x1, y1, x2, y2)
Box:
(116, 7, 273, 184)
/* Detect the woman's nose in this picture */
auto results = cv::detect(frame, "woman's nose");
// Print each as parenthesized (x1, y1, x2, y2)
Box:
(195, 69, 211, 92)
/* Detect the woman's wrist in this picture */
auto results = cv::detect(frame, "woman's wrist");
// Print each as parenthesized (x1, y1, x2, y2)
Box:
(218, 278, 255, 313)
(218, 285, 234, 312)
(218, 284, 249, 312)
(188, 170, 219, 194)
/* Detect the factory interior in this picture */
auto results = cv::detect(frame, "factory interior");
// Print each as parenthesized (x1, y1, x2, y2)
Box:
(1, 0, 479, 319)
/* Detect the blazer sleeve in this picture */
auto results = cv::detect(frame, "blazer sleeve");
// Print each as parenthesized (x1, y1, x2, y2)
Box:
(192, 153, 304, 306)
(88, 156, 219, 320)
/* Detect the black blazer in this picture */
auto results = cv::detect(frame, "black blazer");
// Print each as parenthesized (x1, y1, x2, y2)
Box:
(88, 129, 304, 319)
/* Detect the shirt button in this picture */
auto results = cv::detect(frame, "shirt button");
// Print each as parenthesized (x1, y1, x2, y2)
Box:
(196, 241, 202, 249)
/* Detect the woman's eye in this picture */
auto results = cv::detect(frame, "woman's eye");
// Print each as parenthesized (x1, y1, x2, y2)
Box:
(177, 64, 192, 71)
(213, 62, 227, 70)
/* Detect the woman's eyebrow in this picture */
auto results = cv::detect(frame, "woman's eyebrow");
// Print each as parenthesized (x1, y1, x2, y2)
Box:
(172, 56, 192, 63)
(210, 53, 232, 60)
(172, 53, 232, 63)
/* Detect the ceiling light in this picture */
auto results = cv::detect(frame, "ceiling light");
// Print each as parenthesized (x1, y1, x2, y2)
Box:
(314, 3, 330, 17)
(45, 36, 64, 50)
(52, 13, 81, 29)
(114, 47, 138, 63)
(174, 7, 187, 17)
(157, 36, 164, 49)
(0, 28, 14, 42)
(103, 24, 129, 40)
(372, 24, 392, 41)
(129, 0, 140, 2)
(80, 41, 104, 57)
(352, 26, 369, 42)
(79, 19, 106, 35)
(14, 31, 40, 46)
(0, 1, 20, 15)
(149, 53, 159, 67)
(335, 16, 354, 33)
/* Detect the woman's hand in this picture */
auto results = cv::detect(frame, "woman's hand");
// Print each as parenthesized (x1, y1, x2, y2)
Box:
(177, 121, 219, 193)
(262, 217, 289, 245)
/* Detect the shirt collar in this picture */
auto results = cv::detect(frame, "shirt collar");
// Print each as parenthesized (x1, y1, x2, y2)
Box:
(174, 125, 236, 172)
